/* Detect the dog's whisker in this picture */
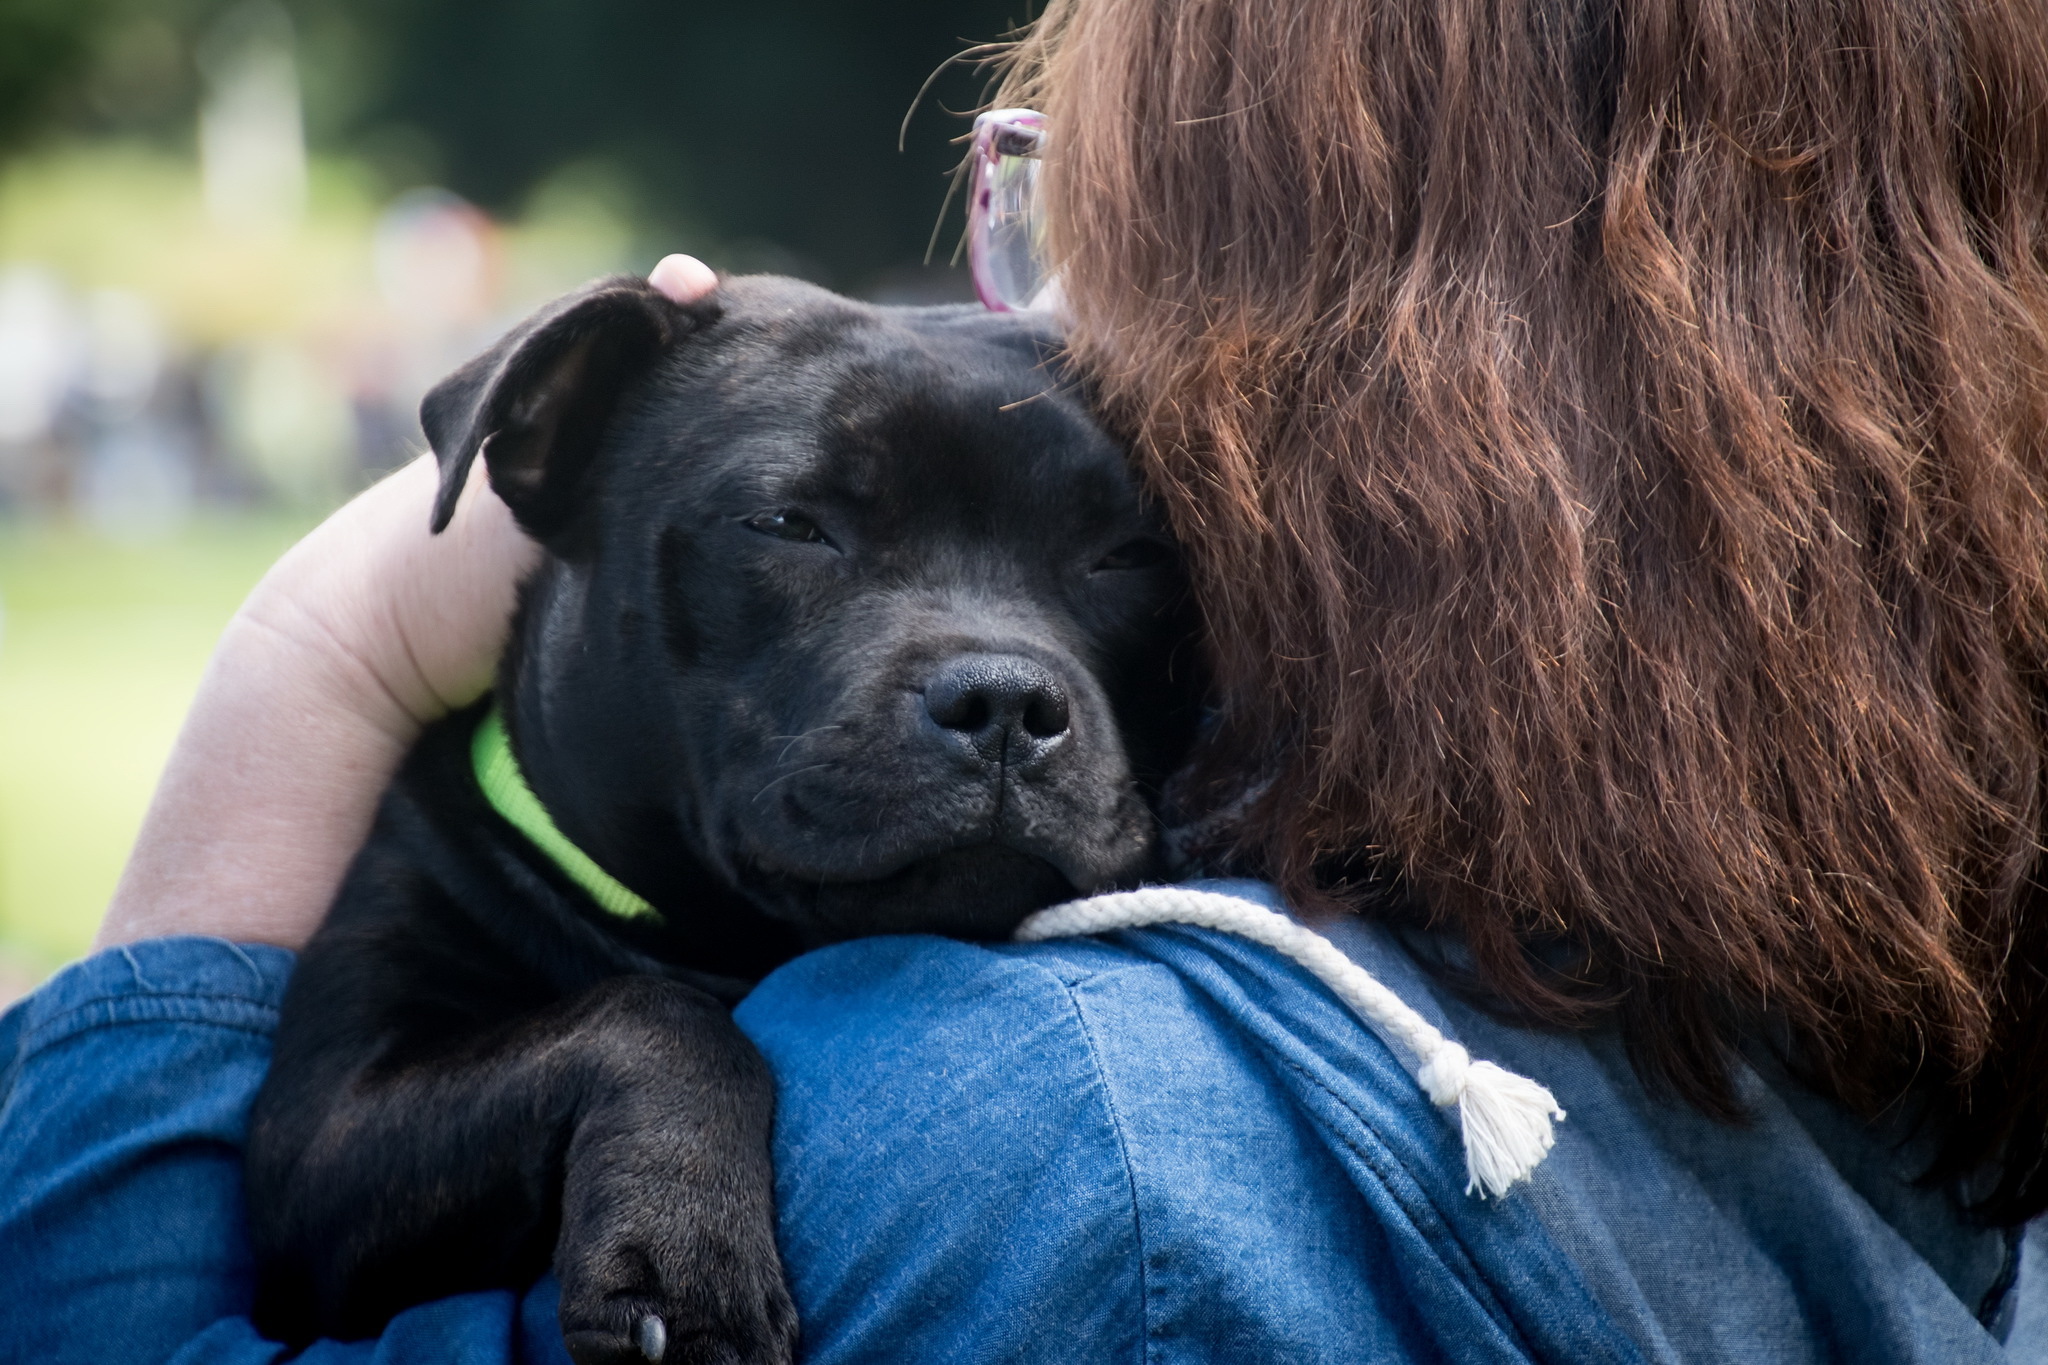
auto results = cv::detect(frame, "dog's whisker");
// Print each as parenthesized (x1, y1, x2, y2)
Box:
(769, 725, 845, 766)
(752, 763, 835, 805)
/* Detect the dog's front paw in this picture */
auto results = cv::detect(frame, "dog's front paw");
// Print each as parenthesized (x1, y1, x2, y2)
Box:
(557, 1208, 797, 1365)
(551, 984, 793, 1364)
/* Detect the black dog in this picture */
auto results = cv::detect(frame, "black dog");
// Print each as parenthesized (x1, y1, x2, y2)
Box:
(243, 274, 1199, 1362)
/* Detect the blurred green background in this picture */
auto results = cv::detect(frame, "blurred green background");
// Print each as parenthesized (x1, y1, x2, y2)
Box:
(0, 0, 1023, 997)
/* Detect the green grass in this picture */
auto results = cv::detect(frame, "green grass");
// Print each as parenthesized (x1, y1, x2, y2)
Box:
(0, 514, 319, 979)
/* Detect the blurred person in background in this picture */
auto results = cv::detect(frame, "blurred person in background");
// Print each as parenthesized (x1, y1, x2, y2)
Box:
(5, 0, 2048, 1362)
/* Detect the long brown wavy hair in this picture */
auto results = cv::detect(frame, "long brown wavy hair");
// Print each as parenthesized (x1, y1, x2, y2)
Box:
(996, 0, 2048, 1221)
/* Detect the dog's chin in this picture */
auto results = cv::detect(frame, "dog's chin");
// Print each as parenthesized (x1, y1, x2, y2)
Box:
(733, 843, 1078, 944)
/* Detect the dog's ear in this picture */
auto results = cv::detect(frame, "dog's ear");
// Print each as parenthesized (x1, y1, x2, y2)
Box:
(421, 275, 719, 537)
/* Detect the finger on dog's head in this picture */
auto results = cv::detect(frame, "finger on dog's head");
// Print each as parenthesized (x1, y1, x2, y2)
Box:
(648, 254, 716, 305)
(420, 276, 721, 540)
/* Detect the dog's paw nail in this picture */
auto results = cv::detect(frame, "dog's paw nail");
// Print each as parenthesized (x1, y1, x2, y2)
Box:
(635, 1313, 667, 1363)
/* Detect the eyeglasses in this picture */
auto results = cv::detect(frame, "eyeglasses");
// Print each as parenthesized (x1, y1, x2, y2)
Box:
(967, 108, 1052, 313)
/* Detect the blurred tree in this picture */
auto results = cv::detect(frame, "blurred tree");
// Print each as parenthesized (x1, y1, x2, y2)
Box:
(345, 0, 1026, 290)
(1, 0, 1029, 293)
(0, 0, 123, 152)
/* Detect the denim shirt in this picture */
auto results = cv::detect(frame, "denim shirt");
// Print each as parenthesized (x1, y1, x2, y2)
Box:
(0, 880, 2040, 1363)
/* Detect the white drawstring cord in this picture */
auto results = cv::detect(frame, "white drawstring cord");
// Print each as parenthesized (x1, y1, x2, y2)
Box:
(1014, 887, 1566, 1199)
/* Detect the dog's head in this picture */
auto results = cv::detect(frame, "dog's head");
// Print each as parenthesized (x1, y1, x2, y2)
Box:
(423, 274, 1200, 945)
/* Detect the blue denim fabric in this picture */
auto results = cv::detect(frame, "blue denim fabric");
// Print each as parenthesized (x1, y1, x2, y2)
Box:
(2015, 1225, 2048, 1365)
(0, 882, 2038, 1363)
(735, 910, 1642, 1365)
(1310, 909, 2034, 1365)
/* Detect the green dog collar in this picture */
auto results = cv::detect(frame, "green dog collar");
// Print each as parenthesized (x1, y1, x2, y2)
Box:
(470, 706, 659, 922)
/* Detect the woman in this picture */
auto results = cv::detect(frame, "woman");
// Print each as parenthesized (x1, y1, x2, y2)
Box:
(4, 0, 2045, 1360)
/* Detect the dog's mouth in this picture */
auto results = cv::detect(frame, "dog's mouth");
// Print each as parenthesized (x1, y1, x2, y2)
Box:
(729, 842, 1079, 944)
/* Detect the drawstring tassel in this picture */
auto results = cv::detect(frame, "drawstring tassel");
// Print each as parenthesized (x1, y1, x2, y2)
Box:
(1014, 887, 1566, 1199)
(1414, 1042, 1569, 1198)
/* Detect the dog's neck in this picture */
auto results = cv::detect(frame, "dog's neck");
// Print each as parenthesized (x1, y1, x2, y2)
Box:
(471, 704, 660, 923)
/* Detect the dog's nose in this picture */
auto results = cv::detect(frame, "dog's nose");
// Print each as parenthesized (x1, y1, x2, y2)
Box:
(923, 654, 1071, 770)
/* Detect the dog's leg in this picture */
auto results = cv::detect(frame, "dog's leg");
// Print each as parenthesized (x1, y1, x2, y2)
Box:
(247, 974, 796, 1365)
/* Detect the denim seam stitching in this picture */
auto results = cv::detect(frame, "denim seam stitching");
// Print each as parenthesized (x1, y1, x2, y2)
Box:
(1027, 961, 1155, 1365)
(28, 990, 282, 1031)
(24, 1002, 282, 1059)
(992, 952, 1153, 993)
(1275, 1049, 1552, 1356)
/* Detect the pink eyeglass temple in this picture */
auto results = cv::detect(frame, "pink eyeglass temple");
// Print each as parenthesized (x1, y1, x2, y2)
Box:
(967, 108, 1049, 313)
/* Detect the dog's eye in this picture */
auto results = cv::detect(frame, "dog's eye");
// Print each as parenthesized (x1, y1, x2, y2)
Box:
(1093, 538, 1173, 571)
(745, 511, 829, 544)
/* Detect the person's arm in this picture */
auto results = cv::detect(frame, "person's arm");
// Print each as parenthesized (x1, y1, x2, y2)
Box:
(1, 257, 718, 1364)
(0, 936, 572, 1364)
(94, 252, 718, 954)
(90, 451, 533, 952)
(0, 461, 552, 1363)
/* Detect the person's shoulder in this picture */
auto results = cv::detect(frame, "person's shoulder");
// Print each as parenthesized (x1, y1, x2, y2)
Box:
(727, 929, 1552, 1365)
(733, 922, 1665, 1365)
(733, 934, 1168, 1363)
